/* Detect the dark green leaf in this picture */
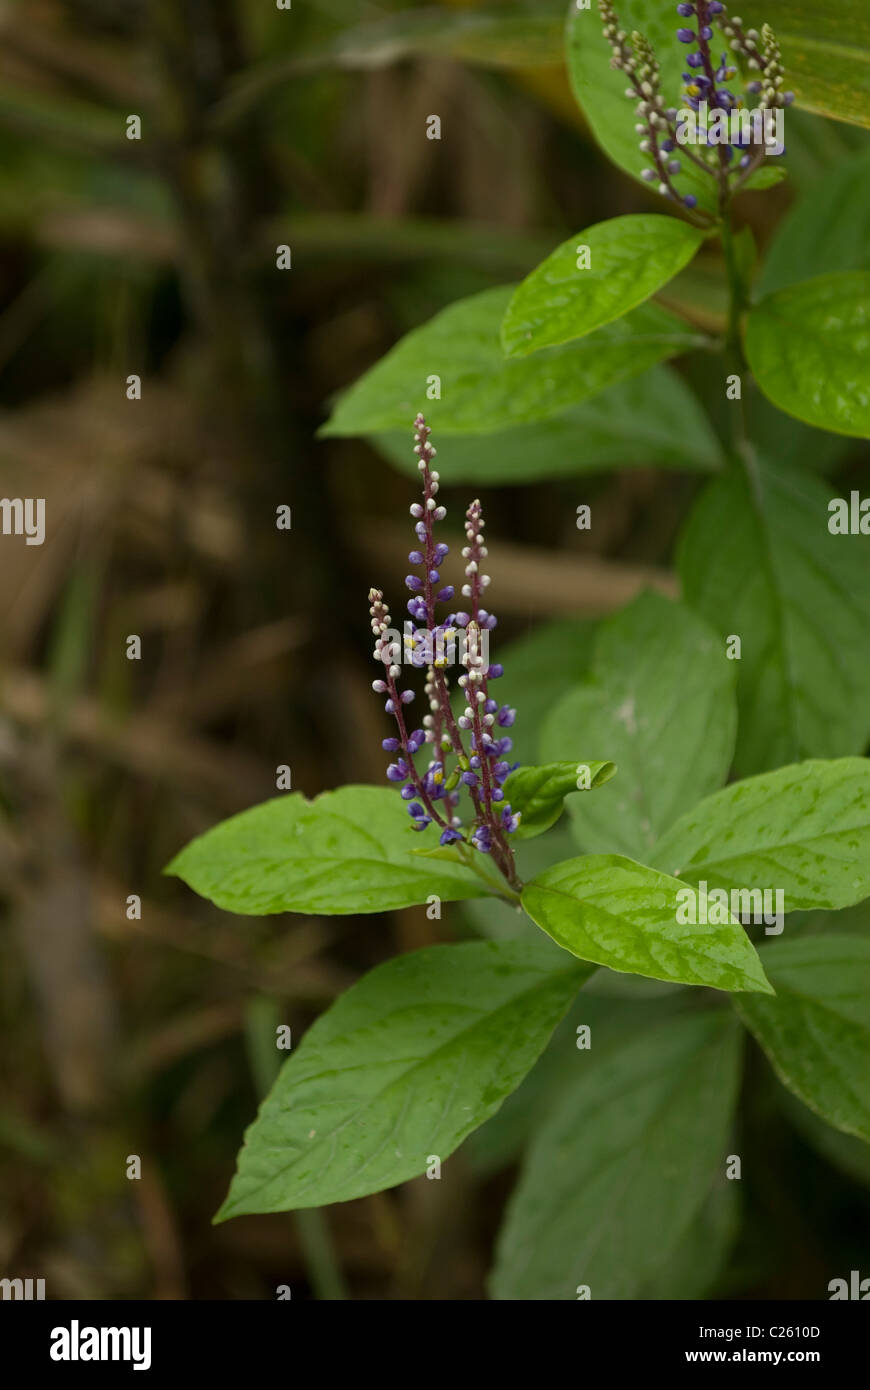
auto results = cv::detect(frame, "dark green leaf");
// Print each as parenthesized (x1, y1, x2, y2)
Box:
(490, 1011, 743, 1298)
(166, 785, 489, 915)
(541, 592, 737, 859)
(735, 936, 870, 1142)
(372, 365, 723, 483)
(214, 937, 593, 1217)
(321, 285, 705, 436)
(678, 460, 870, 775)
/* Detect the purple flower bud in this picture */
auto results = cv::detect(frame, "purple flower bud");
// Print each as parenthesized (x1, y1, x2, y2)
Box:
(372, 679, 387, 693)
(501, 806, 521, 833)
(382, 737, 399, 751)
(408, 550, 423, 565)
(408, 729, 425, 752)
(683, 194, 698, 208)
(676, 3, 694, 14)
(386, 761, 407, 782)
(400, 785, 416, 800)
(434, 543, 449, 562)
(410, 503, 423, 518)
(687, 52, 704, 68)
(668, 159, 681, 173)
(453, 611, 470, 627)
(400, 689, 415, 704)
(427, 569, 440, 584)
(783, 91, 795, 104)
(410, 816, 431, 832)
(491, 788, 504, 801)
(405, 574, 423, 591)
(677, 27, 695, 42)
(471, 825, 492, 854)
(488, 663, 504, 679)
(661, 138, 675, 152)
(385, 699, 396, 713)
(437, 586, 454, 601)
(415, 521, 426, 542)
(497, 706, 516, 727)
(484, 699, 497, 714)
(709, 1, 724, 11)
(700, 25, 712, 39)
(408, 802, 426, 818)
(440, 828, 462, 846)
(461, 771, 479, 788)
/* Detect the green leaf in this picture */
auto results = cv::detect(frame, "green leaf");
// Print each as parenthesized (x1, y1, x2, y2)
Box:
(490, 1011, 743, 1299)
(320, 285, 705, 436)
(165, 785, 489, 916)
(678, 461, 870, 776)
(741, 0, 870, 130)
(651, 757, 870, 912)
(759, 149, 870, 295)
(466, 989, 689, 1175)
(372, 364, 723, 483)
(540, 591, 737, 859)
(734, 936, 870, 1143)
(504, 760, 617, 840)
(638, 1178, 740, 1300)
(480, 617, 595, 767)
(565, 1, 717, 212)
(521, 854, 772, 994)
(214, 937, 593, 1218)
(501, 215, 705, 357)
(744, 272, 870, 436)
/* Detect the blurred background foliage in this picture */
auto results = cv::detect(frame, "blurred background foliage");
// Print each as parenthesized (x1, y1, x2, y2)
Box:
(0, 0, 868, 1300)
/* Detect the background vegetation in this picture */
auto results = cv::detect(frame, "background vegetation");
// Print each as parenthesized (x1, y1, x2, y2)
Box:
(1, 0, 868, 1299)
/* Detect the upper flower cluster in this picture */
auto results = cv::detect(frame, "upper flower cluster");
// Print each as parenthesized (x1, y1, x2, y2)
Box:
(368, 415, 521, 890)
(600, 0, 794, 222)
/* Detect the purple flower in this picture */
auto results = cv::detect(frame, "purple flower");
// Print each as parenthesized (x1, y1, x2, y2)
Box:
(677, 28, 695, 42)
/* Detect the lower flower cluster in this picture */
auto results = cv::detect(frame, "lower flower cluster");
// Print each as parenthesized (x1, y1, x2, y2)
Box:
(368, 415, 522, 888)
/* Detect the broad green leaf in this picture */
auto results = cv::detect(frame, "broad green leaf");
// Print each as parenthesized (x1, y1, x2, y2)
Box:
(734, 936, 870, 1142)
(522, 854, 772, 994)
(490, 1011, 743, 1299)
(320, 285, 705, 436)
(501, 215, 705, 357)
(744, 272, 870, 436)
(759, 149, 870, 295)
(651, 757, 870, 912)
(214, 937, 593, 1217)
(638, 1178, 739, 1300)
(468, 988, 697, 1174)
(373, 364, 723, 483)
(481, 617, 595, 767)
(504, 760, 617, 840)
(741, 0, 870, 130)
(540, 591, 737, 859)
(166, 785, 489, 915)
(678, 460, 870, 775)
